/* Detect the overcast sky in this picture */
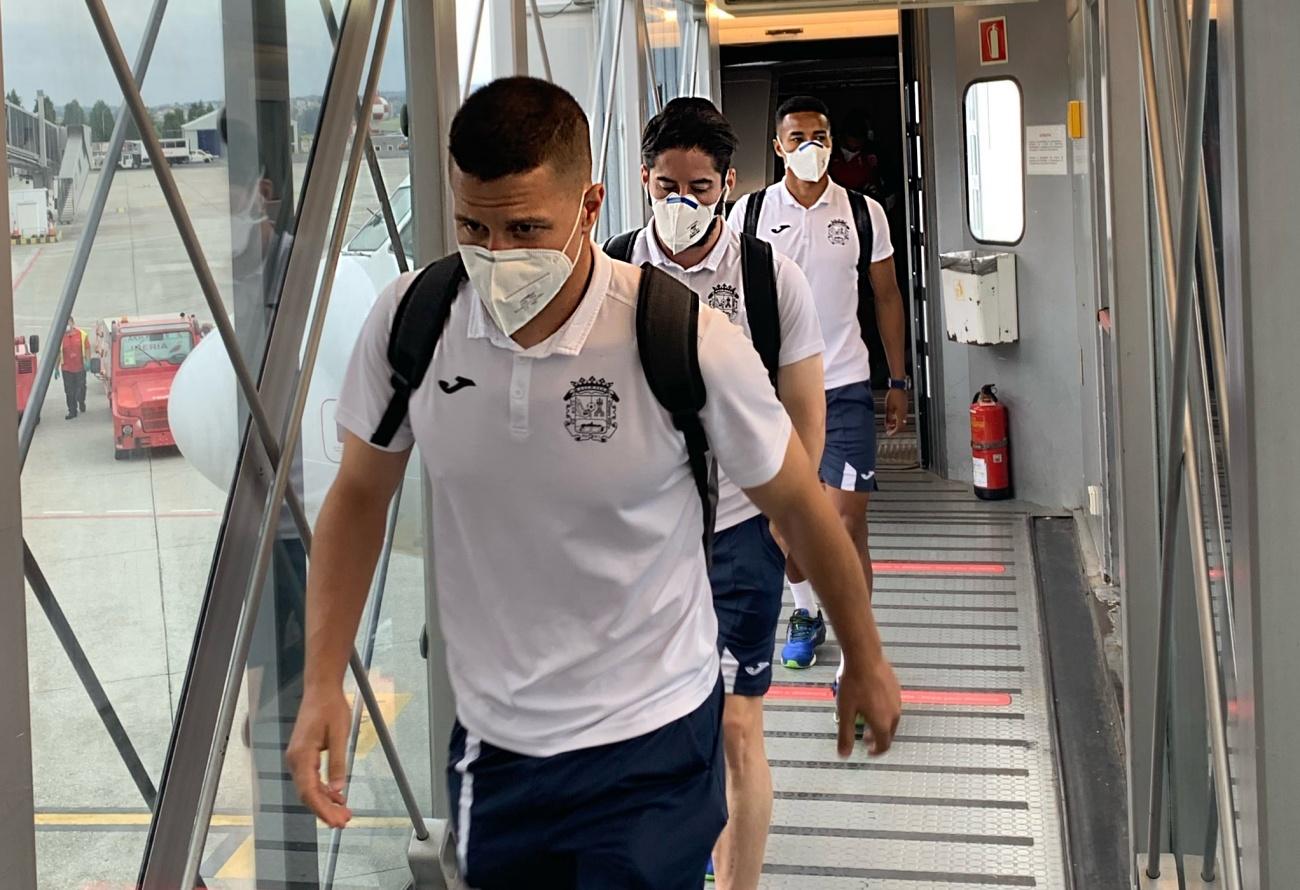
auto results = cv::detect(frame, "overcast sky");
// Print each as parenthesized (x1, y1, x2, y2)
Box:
(1, 0, 414, 110)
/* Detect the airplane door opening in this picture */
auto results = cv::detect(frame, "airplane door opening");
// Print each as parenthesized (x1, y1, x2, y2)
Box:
(722, 32, 923, 466)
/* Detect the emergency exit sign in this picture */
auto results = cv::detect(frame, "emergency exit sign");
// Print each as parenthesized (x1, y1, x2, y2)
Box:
(980, 17, 1009, 65)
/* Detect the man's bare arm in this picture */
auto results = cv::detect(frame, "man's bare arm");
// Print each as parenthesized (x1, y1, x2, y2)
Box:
(288, 431, 411, 827)
(745, 435, 901, 755)
(304, 432, 411, 689)
(777, 355, 825, 469)
(870, 257, 910, 435)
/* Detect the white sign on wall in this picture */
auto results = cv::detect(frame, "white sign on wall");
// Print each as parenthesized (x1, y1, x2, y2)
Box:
(1026, 124, 1068, 176)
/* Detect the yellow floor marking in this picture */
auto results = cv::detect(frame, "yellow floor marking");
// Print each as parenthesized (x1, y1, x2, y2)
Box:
(215, 834, 256, 879)
(345, 673, 412, 760)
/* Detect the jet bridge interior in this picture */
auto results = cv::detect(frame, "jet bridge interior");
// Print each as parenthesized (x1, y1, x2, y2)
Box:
(0, 0, 1297, 888)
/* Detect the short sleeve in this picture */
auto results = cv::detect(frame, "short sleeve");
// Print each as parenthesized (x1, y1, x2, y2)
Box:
(335, 271, 421, 453)
(867, 195, 894, 263)
(725, 194, 748, 235)
(772, 252, 824, 367)
(696, 306, 792, 491)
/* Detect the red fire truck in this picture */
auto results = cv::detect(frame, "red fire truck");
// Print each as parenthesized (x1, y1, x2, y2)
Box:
(92, 314, 207, 459)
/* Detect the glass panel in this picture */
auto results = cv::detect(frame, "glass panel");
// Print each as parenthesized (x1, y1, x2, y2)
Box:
(963, 78, 1024, 243)
(8, 0, 426, 885)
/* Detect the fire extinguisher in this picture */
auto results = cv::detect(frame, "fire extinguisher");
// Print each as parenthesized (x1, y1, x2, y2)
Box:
(970, 384, 1013, 500)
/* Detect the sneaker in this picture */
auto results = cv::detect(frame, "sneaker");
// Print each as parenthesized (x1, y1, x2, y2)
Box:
(705, 857, 715, 883)
(781, 608, 826, 669)
(65, 411, 75, 420)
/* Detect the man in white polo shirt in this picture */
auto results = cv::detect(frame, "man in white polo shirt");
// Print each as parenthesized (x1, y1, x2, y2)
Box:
(287, 78, 900, 890)
(608, 97, 826, 890)
(728, 95, 911, 677)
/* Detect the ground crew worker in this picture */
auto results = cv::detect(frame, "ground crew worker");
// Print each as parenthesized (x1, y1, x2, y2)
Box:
(59, 316, 90, 419)
(288, 77, 901, 890)
(608, 97, 825, 890)
(729, 96, 911, 680)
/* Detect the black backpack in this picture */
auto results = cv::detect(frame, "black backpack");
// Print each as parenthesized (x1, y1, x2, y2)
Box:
(371, 253, 718, 564)
(742, 185, 876, 317)
(602, 228, 782, 394)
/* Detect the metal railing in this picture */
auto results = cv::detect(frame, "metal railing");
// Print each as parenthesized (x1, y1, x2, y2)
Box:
(1136, 0, 1241, 884)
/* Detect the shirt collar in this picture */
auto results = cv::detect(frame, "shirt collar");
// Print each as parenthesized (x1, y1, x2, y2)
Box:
(643, 220, 732, 274)
(778, 178, 837, 211)
(467, 244, 610, 357)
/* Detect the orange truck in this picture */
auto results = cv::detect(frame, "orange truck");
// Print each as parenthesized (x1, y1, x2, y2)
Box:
(92, 314, 208, 459)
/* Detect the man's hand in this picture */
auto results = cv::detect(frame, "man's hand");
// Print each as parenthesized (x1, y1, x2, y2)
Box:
(287, 684, 354, 829)
(835, 654, 902, 757)
(884, 388, 908, 437)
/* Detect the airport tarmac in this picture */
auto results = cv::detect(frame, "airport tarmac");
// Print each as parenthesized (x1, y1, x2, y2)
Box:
(14, 158, 431, 889)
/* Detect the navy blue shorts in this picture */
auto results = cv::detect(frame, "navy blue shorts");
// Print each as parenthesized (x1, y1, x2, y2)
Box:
(821, 380, 880, 492)
(709, 514, 785, 696)
(446, 681, 727, 890)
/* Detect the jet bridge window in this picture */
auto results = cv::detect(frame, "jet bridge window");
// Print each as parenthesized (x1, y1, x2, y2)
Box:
(964, 78, 1024, 244)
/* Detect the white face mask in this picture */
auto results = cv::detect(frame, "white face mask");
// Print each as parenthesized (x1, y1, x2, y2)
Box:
(785, 140, 831, 183)
(459, 204, 586, 336)
(650, 187, 727, 256)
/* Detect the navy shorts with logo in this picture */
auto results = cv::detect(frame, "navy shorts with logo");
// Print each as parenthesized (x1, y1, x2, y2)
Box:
(709, 513, 786, 697)
(446, 680, 727, 890)
(820, 380, 880, 493)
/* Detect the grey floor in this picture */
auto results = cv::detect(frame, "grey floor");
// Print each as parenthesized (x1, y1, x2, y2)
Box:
(758, 468, 1070, 889)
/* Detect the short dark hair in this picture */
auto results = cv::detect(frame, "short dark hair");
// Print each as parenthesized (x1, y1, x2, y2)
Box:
(775, 96, 832, 132)
(640, 97, 738, 175)
(449, 77, 591, 182)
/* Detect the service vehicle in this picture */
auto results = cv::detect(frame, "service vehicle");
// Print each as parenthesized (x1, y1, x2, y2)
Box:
(13, 334, 38, 420)
(92, 313, 208, 459)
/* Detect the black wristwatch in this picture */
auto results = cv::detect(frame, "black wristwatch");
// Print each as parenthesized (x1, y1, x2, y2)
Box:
(887, 376, 912, 392)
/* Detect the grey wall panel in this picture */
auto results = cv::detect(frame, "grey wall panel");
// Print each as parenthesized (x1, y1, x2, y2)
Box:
(926, 9, 973, 487)
(721, 68, 774, 200)
(930, 0, 1084, 510)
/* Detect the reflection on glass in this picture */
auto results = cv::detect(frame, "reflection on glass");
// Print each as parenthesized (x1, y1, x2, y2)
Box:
(964, 78, 1024, 243)
(10, 1, 427, 886)
(346, 184, 411, 253)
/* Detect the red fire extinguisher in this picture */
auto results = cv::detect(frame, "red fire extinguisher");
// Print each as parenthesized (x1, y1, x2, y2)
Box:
(971, 384, 1012, 500)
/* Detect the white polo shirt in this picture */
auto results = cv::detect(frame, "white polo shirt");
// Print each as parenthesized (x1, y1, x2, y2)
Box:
(728, 181, 893, 391)
(335, 249, 792, 757)
(629, 223, 823, 532)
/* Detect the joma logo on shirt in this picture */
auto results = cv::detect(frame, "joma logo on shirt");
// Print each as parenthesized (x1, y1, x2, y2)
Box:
(563, 376, 620, 442)
(827, 218, 852, 246)
(707, 283, 740, 322)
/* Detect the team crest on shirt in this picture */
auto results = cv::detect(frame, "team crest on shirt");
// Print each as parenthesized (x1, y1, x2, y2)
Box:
(564, 377, 620, 442)
(707, 283, 740, 321)
(827, 218, 852, 246)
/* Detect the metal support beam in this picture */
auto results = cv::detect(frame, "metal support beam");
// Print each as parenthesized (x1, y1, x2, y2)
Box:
(179, 3, 414, 884)
(139, 2, 382, 883)
(1139, 0, 1240, 885)
(596, 0, 628, 183)
(402, 0, 460, 826)
(527, 0, 554, 82)
(493, 0, 529, 76)
(0, 8, 38, 883)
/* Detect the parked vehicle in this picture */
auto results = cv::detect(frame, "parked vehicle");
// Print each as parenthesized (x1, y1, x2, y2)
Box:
(189, 148, 215, 164)
(13, 334, 39, 420)
(92, 314, 208, 459)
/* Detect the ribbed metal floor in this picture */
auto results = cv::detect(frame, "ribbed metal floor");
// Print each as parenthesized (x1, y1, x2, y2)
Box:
(760, 469, 1070, 889)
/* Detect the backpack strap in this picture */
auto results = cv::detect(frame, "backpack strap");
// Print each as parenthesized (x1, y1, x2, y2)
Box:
(371, 253, 466, 448)
(741, 188, 766, 237)
(602, 229, 640, 263)
(739, 233, 781, 393)
(846, 189, 876, 313)
(635, 264, 717, 564)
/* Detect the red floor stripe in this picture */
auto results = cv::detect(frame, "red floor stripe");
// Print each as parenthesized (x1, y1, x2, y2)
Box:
(873, 560, 1006, 575)
(767, 684, 1012, 708)
(12, 245, 44, 292)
